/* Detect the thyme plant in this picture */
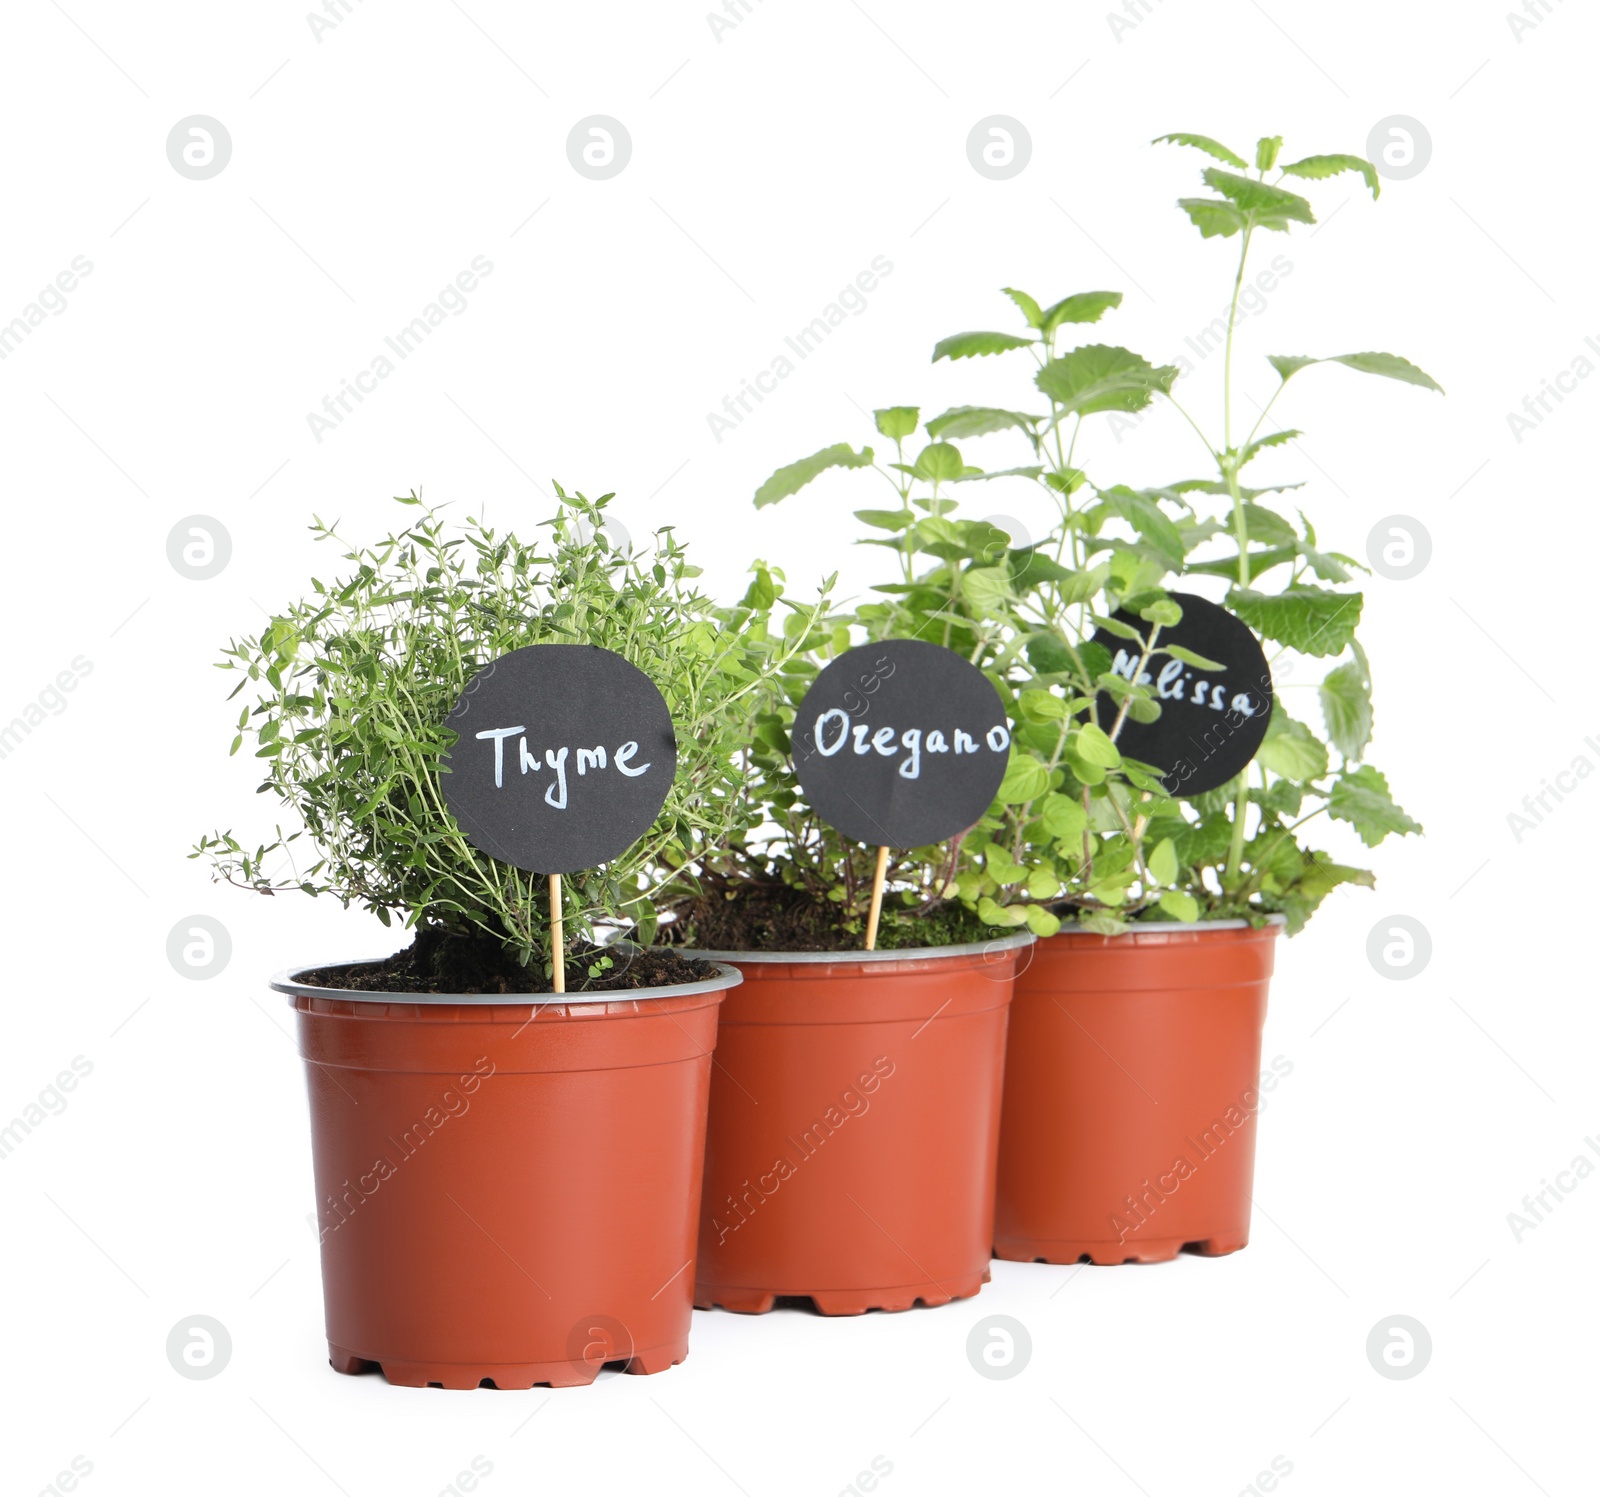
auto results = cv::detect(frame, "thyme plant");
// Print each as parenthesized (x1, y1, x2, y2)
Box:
(193, 488, 826, 976)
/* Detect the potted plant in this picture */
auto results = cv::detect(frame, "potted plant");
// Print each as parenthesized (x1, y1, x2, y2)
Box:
(193, 487, 822, 1385)
(659, 604, 1033, 1315)
(751, 133, 1431, 1264)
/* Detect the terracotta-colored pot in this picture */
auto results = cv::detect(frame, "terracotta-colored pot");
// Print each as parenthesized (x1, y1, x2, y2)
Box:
(681, 934, 1031, 1315)
(273, 960, 740, 1388)
(992, 920, 1282, 1265)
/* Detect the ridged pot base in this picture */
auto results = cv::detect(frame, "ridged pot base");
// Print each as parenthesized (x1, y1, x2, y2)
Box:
(695, 1267, 990, 1317)
(328, 1336, 688, 1389)
(997, 1234, 1248, 1266)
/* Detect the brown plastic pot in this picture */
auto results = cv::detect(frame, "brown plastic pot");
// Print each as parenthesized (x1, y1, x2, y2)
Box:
(271, 959, 740, 1389)
(680, 934, 1031, 1315)
(993, 919, 1283, 1265)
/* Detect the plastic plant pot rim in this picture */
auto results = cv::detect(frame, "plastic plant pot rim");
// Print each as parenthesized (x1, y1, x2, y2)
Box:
(676, 930, 1036, 965)
(1049, 913, 1290, 937)
(269, 959, 744, 1006)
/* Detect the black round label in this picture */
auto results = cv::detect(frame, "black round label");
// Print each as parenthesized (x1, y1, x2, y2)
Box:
(441, 644, 676, 874)
(792, 640, 1010, 848)
(1092, 592, 1273, 796)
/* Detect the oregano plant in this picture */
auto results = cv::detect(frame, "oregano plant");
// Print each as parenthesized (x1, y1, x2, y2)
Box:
(751, 131, 1432, 937)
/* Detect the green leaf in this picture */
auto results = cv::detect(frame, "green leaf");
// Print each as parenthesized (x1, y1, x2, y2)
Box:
(1178, 198, 1250, 239)
(1089, 611, 1142, 642)
(1161, 643, 1226, 671)
(1319, 660, 1373, 760)
(1024, 904, 1063, 938)
(1036, 345, 1179, 418)
(954, 465, 1046, 483)
(1228, 585, 1363, 657)
(962, 565, 1013, 618)
(1268, 351, 1443, 393)
(1240, 503, 1299, 546)
(1146, 836, 1179, 886)
(998, 756, 1051, 803)
(854, 508, 913, 532)
(925, 406, 1041, 441)
(1074, 722, 1122, 769)
(873, 406, 920, 440)
(1280, 152, 1380, 199)
(1152, 132, 1248, 169)
(978, 896, 1030, 928)
(1001, 287, 1044, 328)
(1201, 169, 1315, 226)
(1256, 704, 1328, 782)
(1026, 865, 1061, 900)
(933, 330, 1035, 362)
(1255, 135, 1283, 172)
(1039, 291, 1123, 334)
(1019, 687, 1067, 722)
(754, 444, 874, 508)
(1040, 792, 1087, 839)
(1327, 765, 1422, 847)
(1238, 429, 1300, 467)
(1158, 889, 1200, 922)
(1101, 487, 1186, 574)
(912, 442, 965, 482)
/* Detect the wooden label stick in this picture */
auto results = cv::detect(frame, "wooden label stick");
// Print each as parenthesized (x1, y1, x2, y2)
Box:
(864, 845, 890, 952)
(549, 872, 565, 994)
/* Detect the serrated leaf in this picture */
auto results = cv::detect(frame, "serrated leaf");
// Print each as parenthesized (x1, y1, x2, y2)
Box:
(1256, 135, 1283, 172)
(1280, 152, 1380, 199)
(912, 442, 965, 482)
(1268, 351, 1443, 393)
(1153, 132, 1248, 168)
(1179, 198, 1250, 239)
(853, 508, 913, 532)
(1256, 704, 1328, 782)
(1238, 429, 1301, 467)
(1201, 169, 1315, 226)
(873, 406, 920, 440)
(933, 330, 1035, 362)
(1039, 290, 1123, 334)
(1037, 345, 1179, 418)
(1319, 660, 1373, 761)
(1101, 486, 1185, 573)
(754, 443, 874, 508)
(1228, 585, 1361, 657)
(925, 406, 1041, 441)
(954, 465, 1046, 483)
(1327, 766, 1422, 847)
(962, 565, 1013, 618)
(1002, 287, 1044, 327)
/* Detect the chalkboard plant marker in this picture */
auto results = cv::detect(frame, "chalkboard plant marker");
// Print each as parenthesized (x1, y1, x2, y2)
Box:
(195, 488, 826, 1385)
(746, 132, 1430, 1266)
(674, 638, 1033, 1315)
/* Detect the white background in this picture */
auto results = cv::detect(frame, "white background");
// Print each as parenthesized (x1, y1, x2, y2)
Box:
(1, 1, 1594, 1493)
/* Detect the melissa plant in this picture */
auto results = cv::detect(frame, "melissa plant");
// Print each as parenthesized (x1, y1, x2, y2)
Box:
(192, 488, 826, 976)
(754, 132, 1431, 935)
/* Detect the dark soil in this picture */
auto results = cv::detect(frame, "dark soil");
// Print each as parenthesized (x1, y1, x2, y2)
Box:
(659, 873, 996, 953)
(297, 929, 716, 996)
